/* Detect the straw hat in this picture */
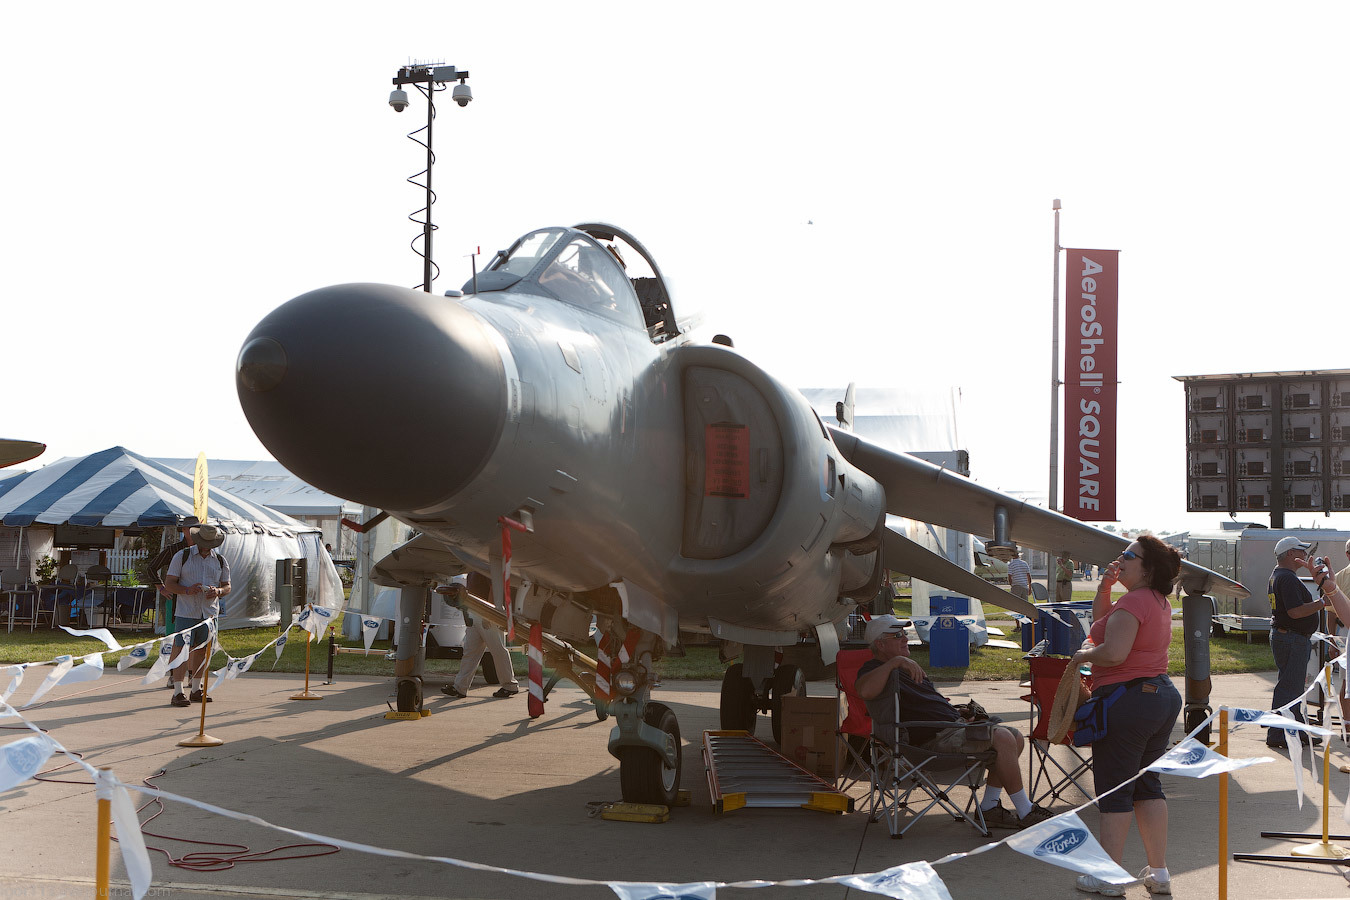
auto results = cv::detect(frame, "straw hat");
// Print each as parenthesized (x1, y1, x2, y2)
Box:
(1047, 664, 1086, 743)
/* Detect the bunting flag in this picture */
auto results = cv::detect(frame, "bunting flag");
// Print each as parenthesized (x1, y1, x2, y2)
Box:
(835, 861, 953, 899)
(610, 882, 717, 900)
(59, 625, 124, 652)
(22, 657, 74, 708)
(297, 604, 336, 644)
(167, 640, 191, 672)
(94, 769, 153, 900)
(0, 734, 55, 794)
(1, 666, 23, 705)
(361, 616, 382, 652)
(1006, 812, 1133, 885)
(118, 640, 156, 672)
(274, 631, 289, 661)
(527, 624, 545, 718)
(61, 653, 105, 687)
(1147, 738, 1273, 778)
(1227, 707, 1331, 737)
(143, 641, 174, 684)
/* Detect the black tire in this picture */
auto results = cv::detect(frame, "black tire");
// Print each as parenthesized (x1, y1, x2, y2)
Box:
(619, 702, 682, 805)
(770, 664, 806, 745)
(395, 678, 420, 712)
(720, 663, 757, 734)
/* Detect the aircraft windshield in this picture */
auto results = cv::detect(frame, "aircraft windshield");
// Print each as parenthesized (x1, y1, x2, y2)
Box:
(537, 236, 644, 329)
(494, 229, 566, 277)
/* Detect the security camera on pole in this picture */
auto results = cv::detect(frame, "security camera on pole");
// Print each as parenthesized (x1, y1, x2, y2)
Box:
(388, 62, 473, 293)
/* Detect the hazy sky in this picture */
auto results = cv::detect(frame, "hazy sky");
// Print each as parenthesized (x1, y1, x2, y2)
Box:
(5, 2, 1348, 536)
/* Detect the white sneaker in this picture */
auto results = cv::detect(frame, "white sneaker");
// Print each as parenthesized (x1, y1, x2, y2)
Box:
(1075, 873, 1126, 897)
(1137, 866, 1171, 895)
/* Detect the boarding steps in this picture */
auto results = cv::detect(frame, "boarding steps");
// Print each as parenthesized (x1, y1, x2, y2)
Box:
(702, 730, 854, 815)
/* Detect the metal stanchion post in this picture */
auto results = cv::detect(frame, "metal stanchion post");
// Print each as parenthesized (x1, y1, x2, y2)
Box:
(324, 632, 336, 685)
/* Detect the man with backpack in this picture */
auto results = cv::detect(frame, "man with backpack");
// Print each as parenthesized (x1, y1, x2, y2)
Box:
(163, 524, 231, 708)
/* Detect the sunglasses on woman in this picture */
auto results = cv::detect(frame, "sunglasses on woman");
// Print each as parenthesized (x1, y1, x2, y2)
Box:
(1120, 549, 1140, 560)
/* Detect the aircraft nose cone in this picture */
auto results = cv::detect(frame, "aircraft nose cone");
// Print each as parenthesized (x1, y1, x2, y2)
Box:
(237, 283, 507, 510)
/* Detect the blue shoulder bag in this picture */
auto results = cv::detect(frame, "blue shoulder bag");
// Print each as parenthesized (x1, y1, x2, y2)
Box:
(1071, 683, 1127, 747)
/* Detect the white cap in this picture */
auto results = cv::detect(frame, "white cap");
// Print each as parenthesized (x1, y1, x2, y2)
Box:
(1274, 536, 1312, 558)
(863, 614, 910, 645)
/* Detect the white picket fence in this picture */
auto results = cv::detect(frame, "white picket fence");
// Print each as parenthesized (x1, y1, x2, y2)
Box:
(106, 549, 149, 579)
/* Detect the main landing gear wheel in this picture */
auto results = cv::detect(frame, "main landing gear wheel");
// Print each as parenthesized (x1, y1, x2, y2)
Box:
(619, 701, 682, 805)
(770, 663, 806, 745)
(395, 677, 421, 713)
(720, 663, 757, 735)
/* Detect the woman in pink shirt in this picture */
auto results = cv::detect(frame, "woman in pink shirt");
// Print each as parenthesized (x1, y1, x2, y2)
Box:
(1069, 534, 1182, 897)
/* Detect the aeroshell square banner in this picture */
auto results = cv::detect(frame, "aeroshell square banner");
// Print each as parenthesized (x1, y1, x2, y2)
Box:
(1063, 248, 1118, 522)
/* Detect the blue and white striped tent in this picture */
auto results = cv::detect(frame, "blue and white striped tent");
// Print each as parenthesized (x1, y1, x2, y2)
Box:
(0, 447, 340, 626)
(0, 446, 312, 530)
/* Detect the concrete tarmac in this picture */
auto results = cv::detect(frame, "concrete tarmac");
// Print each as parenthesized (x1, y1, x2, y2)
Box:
(2, 667, 1349, 900)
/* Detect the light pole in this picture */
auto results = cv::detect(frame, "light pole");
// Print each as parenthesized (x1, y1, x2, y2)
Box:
(1048, 199, 1062, 513)
(389, 63, 472, 293)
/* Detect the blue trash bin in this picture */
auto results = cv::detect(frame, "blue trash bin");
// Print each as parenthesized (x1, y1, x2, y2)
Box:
(928, 615, 971, 667)
(1041, 603, 1091, 656)
(930, 595, 970, 616)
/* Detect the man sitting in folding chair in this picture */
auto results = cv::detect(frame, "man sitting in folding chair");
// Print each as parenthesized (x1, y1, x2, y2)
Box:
(855, 615, 1054, 831)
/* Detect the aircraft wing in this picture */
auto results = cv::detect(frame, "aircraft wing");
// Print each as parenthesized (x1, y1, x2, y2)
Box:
(882, 527, 1042, 619)
(829, 426, 1249, 600)
(0, 439, 45, 469)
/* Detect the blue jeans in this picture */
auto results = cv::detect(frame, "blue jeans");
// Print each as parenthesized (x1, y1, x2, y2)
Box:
(1269, 629, 1312, 744)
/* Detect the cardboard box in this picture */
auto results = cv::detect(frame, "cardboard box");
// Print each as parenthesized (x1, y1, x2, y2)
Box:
(780, 696, 843, 780)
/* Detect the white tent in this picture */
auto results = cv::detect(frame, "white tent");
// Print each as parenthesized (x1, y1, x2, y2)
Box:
(0, 446, 341, 628)
(155, 458, 360, 554)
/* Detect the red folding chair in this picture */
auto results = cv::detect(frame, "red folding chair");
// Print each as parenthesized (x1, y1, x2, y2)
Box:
(1020, 655, 1093, 807)
(835, 649, 878, 803)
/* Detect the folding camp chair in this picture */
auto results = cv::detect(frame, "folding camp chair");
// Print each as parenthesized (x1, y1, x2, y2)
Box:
(836, 648, 997, 838)
(835, 649, 881, 807)
(1020, 655, 1093, 807)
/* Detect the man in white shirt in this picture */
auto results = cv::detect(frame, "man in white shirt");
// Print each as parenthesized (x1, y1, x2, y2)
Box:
(163, 524, 231, 708)
(1007, 551, 1032, 602)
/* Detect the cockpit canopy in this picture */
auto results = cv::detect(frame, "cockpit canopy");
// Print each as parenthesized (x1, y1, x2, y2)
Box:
(464, 225, 678, 342)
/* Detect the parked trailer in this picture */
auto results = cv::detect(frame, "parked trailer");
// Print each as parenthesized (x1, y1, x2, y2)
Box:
(1187, 527, 1350, 638)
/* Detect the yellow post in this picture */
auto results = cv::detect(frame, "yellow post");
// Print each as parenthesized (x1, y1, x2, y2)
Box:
(291, 626, 322, 700)
(1217, 709, 1228, 900)
(96, 767, 111, 900)
(178, 642, 223, 747)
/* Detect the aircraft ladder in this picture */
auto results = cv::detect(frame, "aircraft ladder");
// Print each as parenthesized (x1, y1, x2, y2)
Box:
(702, 730, 853, 815)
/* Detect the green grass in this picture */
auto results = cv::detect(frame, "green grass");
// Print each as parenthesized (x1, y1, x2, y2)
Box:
(1, 593, 1279, 684)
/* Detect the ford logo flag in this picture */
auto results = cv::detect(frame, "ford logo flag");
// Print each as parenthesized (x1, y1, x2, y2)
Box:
(1034, 827, 1089, 857)
(1177, 745, 1206, 765)
(363, 619, 379, 630)
(1234, 708, 1263, 723)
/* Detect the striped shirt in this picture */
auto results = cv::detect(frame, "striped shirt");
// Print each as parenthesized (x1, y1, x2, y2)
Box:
(1007, 557, 1031, 588)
